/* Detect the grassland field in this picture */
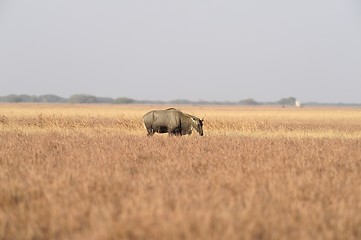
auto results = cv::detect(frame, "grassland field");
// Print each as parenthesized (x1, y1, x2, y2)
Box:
(0, 104, 361, 240)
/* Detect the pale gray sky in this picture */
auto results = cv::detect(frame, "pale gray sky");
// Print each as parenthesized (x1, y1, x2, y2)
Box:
(0, 0, 361, 103)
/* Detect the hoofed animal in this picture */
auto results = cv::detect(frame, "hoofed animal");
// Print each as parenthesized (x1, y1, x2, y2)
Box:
(143, 108, 204, 136)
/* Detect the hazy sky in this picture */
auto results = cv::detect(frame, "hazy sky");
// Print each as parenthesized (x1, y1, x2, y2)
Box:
(0, 0, 361, 102)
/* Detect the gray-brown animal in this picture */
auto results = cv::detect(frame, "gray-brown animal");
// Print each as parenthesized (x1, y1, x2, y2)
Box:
(143, 108, 204, 136)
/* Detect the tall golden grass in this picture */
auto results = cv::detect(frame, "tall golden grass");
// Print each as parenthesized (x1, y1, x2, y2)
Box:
(1, 104, 361, 239)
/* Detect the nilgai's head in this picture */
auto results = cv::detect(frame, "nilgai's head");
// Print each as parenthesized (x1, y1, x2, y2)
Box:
(192, 118, 204, 136)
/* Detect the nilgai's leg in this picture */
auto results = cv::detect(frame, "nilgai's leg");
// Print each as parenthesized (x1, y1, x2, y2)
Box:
(147, 128, 154, 136)
(169, 130, 181, 136)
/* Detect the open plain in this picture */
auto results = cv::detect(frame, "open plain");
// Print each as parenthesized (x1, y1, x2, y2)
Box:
(0, 104, 361, 240)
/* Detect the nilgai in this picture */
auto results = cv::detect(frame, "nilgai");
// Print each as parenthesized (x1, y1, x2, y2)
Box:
(143, 108, 204, 136)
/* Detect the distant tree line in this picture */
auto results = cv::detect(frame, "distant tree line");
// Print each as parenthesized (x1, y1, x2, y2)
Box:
(0, 94, 67, 103)
(0, 94, 359, 106)
(0, 94, 136, 104)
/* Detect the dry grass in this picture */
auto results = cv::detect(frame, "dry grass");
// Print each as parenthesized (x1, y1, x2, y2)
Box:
(1, 104, 361, 240)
